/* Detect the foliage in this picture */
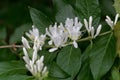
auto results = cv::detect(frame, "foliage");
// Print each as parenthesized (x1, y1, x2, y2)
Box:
(0, 0, 120, 80)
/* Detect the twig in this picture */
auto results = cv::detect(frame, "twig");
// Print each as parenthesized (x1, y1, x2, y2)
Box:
(0, 44, 23, 49)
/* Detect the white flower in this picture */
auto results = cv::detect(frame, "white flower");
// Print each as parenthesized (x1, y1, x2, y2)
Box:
(46, 23, 68, 52)
(105, 14, 119, 30)
(65, 17, 82, 48)
(26, 25, 39, 40)
(84, 16, 102, 38)
(22, 36, 30, 49)
(33, 34, 46, 50)
(23, 47, 48, 78)
(84, 16, 93, 33)
(26, 25, 46, 50)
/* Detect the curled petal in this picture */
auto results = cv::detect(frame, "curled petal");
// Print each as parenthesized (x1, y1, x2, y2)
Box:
(84, 19, 89, 31)
(94, 25, 102, 38)
(22, 37, 30, 49)
(114, 14, 119, 25)
(42, 66, 47, 76)
(89, 16, 93, 29)
(32, 48, 38, 62)
(48, 40, 53, 45)
(49, 47, 58, 52)
(73, 41, 78, 48)
(91, 27, 95, 38)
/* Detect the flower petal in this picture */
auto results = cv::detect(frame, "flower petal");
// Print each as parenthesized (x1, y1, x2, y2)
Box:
(73, 41, 78, 48)
(49, 47, 58, 52)
(94, 24, 102, 38)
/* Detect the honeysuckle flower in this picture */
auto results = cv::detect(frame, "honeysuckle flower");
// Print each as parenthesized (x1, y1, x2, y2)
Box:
(22, 36, 30, 49)
(91, 25, 102, 38)
(25, 25, 46, 50)
(46, 23, 68, 52)
(84, 16, 93, 33)
(84, 16, 102, 38)
(23, 47, 48, 79)
(33, 34, 46, 50)
(65, 17, 82, 48)
(26, 25, 39, 40)
(105, 14, 119, 30)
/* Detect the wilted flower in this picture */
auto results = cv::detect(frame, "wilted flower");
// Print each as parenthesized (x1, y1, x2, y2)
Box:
(65, 17, 82, 48)
(26, 25, 39, 40)
(23, 47, 48, 79)
(25, 25, 46, 50)
(105, 14, 119, 30)
(33, 34, 46, 50)
(46, 23, 68, 52)
(84, 16, 102, 38)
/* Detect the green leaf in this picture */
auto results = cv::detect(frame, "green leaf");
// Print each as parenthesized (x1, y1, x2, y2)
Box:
(100, 0, 116, 16)
(44, 76, 59, 80)
(0, 74, 33, 80)
(53, 0, 75, 23)
(89, 33, 116, 80)
(0, 61, 27, 75)
(75, 0, 101, 26)
(10, 23, 32, 43)
(111, 67, 120, 80)
(29, 7, 52, 33)
(53, 0, 66, 10)
(77, 59, 93, 80)
(49, 62, 70, 79)
(41, 50, 57, 66)
(113, 0, 120, 15)
(57, 45, 81, 79)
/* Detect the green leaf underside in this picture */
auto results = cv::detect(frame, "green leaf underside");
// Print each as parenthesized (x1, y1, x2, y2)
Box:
(75, 0, 101, 27)
(113, 0, 120, 15)
(10, 23, 32, 43)
(111, 67, 120, 80)
(53, 0, 75, 23)
(29, 7, 52, 33)
(57, 45, 81, 79)
(77, 59, 93, 80)
(49, 62, 70, 79)
(88, 33, 116, 80)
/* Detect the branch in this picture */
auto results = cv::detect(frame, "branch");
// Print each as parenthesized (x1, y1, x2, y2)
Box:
(0, 44, 23, 49)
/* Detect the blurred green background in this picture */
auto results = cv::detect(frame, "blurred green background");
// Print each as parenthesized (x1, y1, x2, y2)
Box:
(0, 0, 53, 44)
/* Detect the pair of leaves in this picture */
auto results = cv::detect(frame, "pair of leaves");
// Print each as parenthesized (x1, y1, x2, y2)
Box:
(53, 0, 101, 27)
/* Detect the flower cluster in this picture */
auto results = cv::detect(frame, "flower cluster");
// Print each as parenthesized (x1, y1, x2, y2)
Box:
(22, 26, 48, 79)
(84, 16, 102, 38)
(22, 14, 119, 79)
(22, 47, 48, 79)
(46, 17, 102, 52)
(25, 25, 46, 51)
